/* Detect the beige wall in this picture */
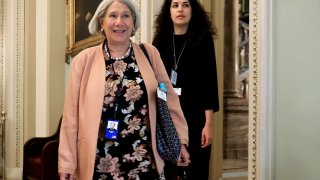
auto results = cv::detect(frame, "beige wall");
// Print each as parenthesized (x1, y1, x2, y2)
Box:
(210, 2, 224, 180)
(24, 0, 37, 139)
(48, 0, 66, 134)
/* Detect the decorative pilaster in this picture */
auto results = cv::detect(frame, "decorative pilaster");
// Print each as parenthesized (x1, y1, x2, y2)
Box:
(13, 0, 24, 169)
(0, 0, 6, 178)
(0, 0, 5, 113)
(1, 0, 25, 178)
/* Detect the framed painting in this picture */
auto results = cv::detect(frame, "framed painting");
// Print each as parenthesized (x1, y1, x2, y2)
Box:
(66, 0, 104, 57)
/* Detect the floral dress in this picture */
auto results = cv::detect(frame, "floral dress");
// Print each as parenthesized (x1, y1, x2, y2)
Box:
(93, 41, 158, 180)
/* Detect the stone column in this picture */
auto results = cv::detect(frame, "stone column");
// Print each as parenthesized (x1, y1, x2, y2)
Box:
(224, 0, 241, 97)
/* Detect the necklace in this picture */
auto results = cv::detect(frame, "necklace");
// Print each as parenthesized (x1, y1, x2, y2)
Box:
(172, 35, 187, 70)
(103, 40, 131, 119)
(104, 41, 132, 61)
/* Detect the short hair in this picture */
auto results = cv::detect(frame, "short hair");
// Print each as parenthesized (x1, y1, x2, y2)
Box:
(88, 0, 140, 37)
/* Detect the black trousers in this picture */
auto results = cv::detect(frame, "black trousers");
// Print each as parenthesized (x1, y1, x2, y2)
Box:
(164, 161, 188, 180)
(187, 145, 211, 180)
(164, 145, 211, 180)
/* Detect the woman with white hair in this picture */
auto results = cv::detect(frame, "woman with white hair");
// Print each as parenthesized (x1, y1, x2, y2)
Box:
(58, 0, 189, 179)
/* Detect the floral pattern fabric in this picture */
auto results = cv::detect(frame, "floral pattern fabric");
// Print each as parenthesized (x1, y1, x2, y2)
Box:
(93, 45, 158, 180)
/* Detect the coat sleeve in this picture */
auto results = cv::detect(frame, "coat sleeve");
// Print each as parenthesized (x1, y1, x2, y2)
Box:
(58, 52, 87, 174)
(143, 43, 189, 145)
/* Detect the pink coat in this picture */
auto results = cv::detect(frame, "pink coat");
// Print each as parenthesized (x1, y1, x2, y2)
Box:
(58, 42, 189, 179)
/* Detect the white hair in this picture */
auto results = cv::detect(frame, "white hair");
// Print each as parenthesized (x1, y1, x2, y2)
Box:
(88, 0, 140, 37)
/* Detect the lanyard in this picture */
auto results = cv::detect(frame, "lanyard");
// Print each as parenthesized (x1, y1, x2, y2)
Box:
(172, 35, 187, 71)
(113, 83, 122, 119)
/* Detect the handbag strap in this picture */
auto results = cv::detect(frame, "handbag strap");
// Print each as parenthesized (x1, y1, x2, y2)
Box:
(139, 43, 152, 68)
(140, 43, 161, 85)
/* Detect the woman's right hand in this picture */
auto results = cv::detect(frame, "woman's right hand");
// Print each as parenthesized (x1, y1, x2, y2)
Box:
(59, 173, 75, 180)
(176, 144, 190, 167)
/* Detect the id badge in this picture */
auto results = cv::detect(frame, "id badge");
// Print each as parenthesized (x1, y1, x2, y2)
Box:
(170, 69, 177, 85)
(157, 87, 167, 101)
(105, 120, 119, 140)
(173, 88, 182, 96)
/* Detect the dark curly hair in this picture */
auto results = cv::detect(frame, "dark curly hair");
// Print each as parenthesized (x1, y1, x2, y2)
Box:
(152, 0, 217, 47)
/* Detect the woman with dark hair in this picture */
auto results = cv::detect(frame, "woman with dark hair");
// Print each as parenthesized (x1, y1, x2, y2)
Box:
(153, 0, 219, 179)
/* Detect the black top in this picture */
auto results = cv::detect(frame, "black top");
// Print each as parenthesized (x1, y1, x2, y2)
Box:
(154, 34, 219, 138)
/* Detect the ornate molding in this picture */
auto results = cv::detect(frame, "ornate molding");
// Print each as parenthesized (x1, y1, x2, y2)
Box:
(0, 0, 4, 112)
(249, 0, 260, 179)
(14, 0, 24, 167)
(0, 0, 5, 173)
(65, 0, 70, 52)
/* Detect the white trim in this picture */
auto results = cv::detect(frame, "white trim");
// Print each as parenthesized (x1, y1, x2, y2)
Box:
(259, 0, 275, 179)
(139, 0, 164, 43)
(35, 0, 49, 136)
(140, 0, 151, 43)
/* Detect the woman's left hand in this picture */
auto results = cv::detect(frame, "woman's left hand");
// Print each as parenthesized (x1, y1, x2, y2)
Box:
(177, 144, 190, 166)
(201, 124, 213, 148)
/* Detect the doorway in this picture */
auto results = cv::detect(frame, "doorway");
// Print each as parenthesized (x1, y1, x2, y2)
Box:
(222, 0, 249, 179)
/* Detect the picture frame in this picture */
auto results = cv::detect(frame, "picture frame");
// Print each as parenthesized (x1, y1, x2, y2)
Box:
(66, 0, 104, 58)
